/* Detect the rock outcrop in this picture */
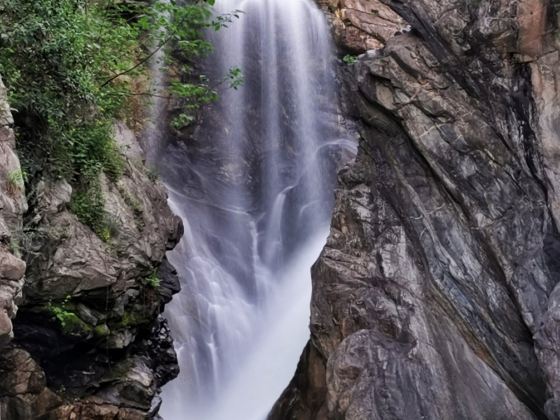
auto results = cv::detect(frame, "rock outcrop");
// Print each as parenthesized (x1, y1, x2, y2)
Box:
(273, 1, 560, 419)
(315, 0, 407, 53)
(0, 88, 183, 418)
(0, 77, 27, 349)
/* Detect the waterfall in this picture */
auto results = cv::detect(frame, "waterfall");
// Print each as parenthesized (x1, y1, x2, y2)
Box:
(158, 0, 355, 418)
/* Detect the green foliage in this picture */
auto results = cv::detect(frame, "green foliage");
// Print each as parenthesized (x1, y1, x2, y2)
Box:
(49, 295, 79, 329)
(227, 67, 244, 90)
(8, 237, 21, 257)
(108, 307, 150, 330)
(121, 310, 148, 327)
(69, 121, 125, 182)
(0, 0, 240, 234)
(6, 168, 27, 194)
(49, 304, 78, 329)
(343, 54, 358, 65)
(169, 66, 243, 129)
(144, 271, 160, 289)
(0, 0, 136, 181)
(94, 323, 110, 337)
(48, 295, 95, 337)
(69, 173, 109, 239)
(157, 5, 243, 130)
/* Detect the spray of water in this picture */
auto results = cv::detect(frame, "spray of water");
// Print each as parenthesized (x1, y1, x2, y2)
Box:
(157, 0, 355, 418)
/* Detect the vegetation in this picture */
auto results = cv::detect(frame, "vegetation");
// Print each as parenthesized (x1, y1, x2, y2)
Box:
(49, 303, 80, 330)
(0, 0, 241, 234)
(69, 173, 108, 238)
(343, 54, 358, 65)
(48, 296, 92, 336)
(6, 168, 26, 195)
(144, 270, 161, 288)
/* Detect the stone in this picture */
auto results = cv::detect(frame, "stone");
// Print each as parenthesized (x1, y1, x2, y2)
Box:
(273, 1, 560, 419)
(106, 329, 137, 349)
(0, 348, 46, 397)
(315, 0, 407, 53)
(75, 303, 102, 326)
(0, 76, 27, 350)
(157, 257, 181, 304)
(1, 114, 182, 417)
(0, 310, 13, 346)
(0, 250, 26, 281)
(32, 179, 72, 218)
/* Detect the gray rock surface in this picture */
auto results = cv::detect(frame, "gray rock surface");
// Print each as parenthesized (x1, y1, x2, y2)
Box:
(0, 76, 27, 349)
(273, 1, 560, 419)
(315, 0, 407, 52)
(0, 87, 183, 418)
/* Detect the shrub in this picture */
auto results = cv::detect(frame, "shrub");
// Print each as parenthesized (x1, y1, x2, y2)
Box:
(69, 171, 108, 239)
(0, 0, 240, 234)
(0, 0, 138, 182)
(48, 295, 91, 336)
(145, 271, 161, 289)
(343, 54, 358, 65)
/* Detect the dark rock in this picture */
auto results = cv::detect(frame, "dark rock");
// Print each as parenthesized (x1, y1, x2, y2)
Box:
(138, 316, 180, 386)
(0, 347, 62, 419)
(157, 257, 181, 305)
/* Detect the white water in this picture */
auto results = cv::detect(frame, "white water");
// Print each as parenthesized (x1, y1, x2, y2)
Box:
(142, 0, 170, 163)
(157, 0, 355, 418)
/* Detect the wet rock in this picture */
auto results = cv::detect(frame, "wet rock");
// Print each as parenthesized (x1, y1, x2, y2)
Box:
(106, 329, 137, 349)
(75, 303, 102, 326)
(157, 257, 181, 305)
(0, 348, 46, 397)
(140, 316, 180, 385)
(23, 124, 182, 306)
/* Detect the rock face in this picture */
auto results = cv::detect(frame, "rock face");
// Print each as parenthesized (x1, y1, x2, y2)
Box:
(315, 0, 407, 53)
(0, 77, 27, 349)
(272, 1, 560, 419)
(0, 87, 183, 419)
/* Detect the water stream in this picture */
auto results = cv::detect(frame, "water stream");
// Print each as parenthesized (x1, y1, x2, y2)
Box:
(156, 0, 354, 418)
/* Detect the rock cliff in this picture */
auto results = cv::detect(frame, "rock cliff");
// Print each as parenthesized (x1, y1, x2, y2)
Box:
(0, 78, 27, 350)
(0, 79, 183, 419)
(273, 1, 560, 419)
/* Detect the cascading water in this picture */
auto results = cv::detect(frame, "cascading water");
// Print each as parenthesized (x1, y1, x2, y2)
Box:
(157, 0, 355, 418)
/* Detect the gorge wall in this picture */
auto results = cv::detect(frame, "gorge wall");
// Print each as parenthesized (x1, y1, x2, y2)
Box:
(272, 0, 560, 419)
(0, 78, 27, 352)
(2, 1, 560, 419)
(0, 76, 183, 419)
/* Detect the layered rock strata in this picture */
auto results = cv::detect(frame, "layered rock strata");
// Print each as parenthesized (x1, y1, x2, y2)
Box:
(273, 1, 560, 419)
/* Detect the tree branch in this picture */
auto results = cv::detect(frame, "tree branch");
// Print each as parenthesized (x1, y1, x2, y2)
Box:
(100, 35, 171, 88)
